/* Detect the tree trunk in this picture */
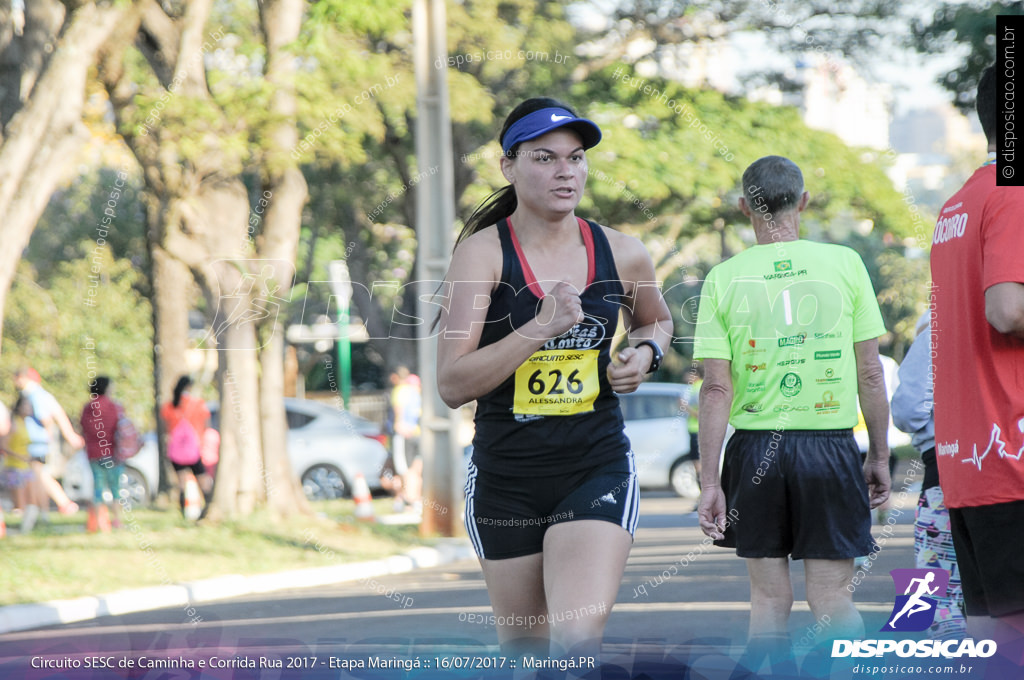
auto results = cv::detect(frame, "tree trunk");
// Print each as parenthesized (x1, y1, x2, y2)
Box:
(0, 1, 137, 348)
(259, 322, 309, 514)
(151, 245, 193, 496)
(193, 178, 266, 519)
(209, 270, 264, 519)
(98, 0, 308, 519)
(257, 0, 310, 515)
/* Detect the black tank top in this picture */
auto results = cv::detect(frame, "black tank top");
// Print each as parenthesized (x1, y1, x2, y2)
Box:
(471, 217, 631, 476)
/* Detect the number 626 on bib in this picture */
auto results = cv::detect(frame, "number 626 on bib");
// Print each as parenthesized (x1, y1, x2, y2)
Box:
(513, 349, 600, 416)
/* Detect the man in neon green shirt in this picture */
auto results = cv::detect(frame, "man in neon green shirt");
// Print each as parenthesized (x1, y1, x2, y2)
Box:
(694, 156, 892, 670)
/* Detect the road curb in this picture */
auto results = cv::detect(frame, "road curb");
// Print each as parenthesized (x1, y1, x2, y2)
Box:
(0, 538, 475, 635)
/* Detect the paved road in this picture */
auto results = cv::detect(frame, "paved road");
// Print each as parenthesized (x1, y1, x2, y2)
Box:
(4, 479, 1013, 679)
(8, 462, 1015, 680)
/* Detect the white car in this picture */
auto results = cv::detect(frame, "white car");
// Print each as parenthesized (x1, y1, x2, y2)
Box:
(209, 398, 389, 501)
(66, 398, 389, 505)
(619, 383, 700, 498)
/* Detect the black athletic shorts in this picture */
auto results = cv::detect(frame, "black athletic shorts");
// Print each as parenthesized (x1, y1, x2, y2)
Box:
(464, 453, 639, 560)
(171, 460, 207, 475)
(949, 499, 1024, 618)
(716, 429, 874, 560)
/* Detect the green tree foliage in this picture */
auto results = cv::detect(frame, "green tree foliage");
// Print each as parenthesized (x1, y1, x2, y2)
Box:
(570, 67, 916, 242)
(290, 0, 582, 374)
(460, 66, 923, 372)
(912, 1, 1024, 111)
(26, 168, 148, 285)
(1, 249, 154, 430)
(3, 162, 154, 425)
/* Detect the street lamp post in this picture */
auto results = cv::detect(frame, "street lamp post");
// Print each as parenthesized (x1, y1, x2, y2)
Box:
(413, 0, 460, 536)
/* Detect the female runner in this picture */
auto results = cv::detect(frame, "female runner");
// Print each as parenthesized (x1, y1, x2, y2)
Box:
(436, 97, 673, 659)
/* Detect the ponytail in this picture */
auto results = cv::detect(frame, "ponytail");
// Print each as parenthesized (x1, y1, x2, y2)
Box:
(454, 185, 517, 250)
(172, 376, 192, 408)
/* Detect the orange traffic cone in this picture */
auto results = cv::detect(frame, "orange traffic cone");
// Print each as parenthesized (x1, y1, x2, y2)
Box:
(97, 504, 112, 533)
(183, 475, 202, 521)
(86, 506, 100, 533)
(353, 473, 375, 522)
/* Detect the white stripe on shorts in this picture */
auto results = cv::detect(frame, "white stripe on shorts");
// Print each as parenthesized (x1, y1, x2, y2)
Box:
(463, 460, 485, 557)
(621, 451, 640, 534)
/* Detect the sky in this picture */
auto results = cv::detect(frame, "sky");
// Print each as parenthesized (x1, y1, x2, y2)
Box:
(570, 1, 969, 118)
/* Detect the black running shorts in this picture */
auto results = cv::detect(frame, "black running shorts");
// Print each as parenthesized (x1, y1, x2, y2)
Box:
(949, 499, 1024, 618)
(716, 429, 874, 560)
(464, 454, 639, 560)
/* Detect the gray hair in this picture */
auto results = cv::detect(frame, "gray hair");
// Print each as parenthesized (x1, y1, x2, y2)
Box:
(742, 156, 804, 217)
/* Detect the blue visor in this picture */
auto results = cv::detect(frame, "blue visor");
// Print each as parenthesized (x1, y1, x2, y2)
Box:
(500, 107, 602, 154)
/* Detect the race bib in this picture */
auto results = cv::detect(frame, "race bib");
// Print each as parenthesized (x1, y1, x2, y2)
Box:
(513, 349, 600, 416)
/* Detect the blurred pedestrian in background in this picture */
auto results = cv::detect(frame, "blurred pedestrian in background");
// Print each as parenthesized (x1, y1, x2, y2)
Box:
(15, 367, 83, 519)
(2, 397, 36, 531)
(161, 375, 212, 517)
(387, 366, 422, 511)
(891, 312, 965, 639)
(79, 376, 123, 533)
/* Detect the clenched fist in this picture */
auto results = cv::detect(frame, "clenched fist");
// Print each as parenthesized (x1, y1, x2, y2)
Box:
(536, 280, 584, 339)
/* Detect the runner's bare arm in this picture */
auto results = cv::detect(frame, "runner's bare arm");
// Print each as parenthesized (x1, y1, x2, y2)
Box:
(605, 229, 673, 393)
(437, 231, 582, 408)
(985, 281, 1024, 339)
(45, 402, 85, 450)
(855, 337, 891, 508)
(697, 358, 732, 539)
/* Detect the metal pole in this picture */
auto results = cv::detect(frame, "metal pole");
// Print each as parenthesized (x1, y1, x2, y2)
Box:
(339, 305, 351, 409)
(328, 260, 353, 409)
(413, 0, 459, 536)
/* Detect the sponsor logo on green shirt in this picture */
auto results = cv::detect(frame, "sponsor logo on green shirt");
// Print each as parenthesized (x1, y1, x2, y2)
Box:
(814, 390, 841, 414)
(780, 372, 803, 397)
(778, 333, 807, 347)
(815, 367, 842, 385)
(814, 350, 842, 360)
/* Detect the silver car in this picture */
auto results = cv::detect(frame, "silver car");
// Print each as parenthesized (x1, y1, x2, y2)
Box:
(619, 383, 700, 498)
(277, 397, 389, 500)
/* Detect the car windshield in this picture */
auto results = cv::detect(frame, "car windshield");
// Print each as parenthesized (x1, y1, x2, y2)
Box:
(620, 394, 680, 421)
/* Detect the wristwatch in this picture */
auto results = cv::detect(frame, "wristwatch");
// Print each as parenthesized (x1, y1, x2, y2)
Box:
(635, 340, 663, 374)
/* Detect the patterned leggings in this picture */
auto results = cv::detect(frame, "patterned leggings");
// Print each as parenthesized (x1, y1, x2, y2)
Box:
(914, 485, 966, 639)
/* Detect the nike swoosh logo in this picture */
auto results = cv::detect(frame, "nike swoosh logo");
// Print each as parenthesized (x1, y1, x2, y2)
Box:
(550, 114, 572, 122)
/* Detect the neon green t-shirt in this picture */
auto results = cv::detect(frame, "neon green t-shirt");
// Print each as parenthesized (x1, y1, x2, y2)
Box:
(693, 240, 886, 430)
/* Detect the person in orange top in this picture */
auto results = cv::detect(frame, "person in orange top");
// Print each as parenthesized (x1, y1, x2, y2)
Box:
(160, 375, 212, 515)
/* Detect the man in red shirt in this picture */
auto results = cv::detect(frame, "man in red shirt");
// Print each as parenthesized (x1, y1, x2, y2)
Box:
(931, 64, 1024, 646)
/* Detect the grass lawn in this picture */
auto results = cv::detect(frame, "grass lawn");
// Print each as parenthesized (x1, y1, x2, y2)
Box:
(0, 497, 426, 606)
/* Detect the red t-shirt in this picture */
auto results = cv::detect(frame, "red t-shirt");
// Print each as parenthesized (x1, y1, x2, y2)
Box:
(931, 162, 1024, 508)
(80, 395, 120, 462)
(160, 394, 209, 439)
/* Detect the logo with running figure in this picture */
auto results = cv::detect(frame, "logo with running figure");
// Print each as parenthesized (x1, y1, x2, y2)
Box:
(882, 568, 950, 632)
